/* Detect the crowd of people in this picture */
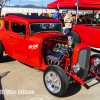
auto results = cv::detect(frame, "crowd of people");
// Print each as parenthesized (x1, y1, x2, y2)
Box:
(53, 9, 74, 34)
(52, 9, 100, 34)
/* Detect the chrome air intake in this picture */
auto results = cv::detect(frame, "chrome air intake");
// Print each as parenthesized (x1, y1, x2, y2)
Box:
(46, 43, 69, 65)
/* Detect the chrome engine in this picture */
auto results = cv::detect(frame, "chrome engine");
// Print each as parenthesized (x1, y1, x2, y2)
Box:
(46, 43, 70, 65)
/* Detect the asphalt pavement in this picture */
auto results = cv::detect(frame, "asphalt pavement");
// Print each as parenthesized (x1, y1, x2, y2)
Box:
(0, 50, 100, 100)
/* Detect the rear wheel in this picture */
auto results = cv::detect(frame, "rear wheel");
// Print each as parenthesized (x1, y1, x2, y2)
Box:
(0, 41, 3, 61)
(43, 65, 69, 97)
(66, 31, 81, 45)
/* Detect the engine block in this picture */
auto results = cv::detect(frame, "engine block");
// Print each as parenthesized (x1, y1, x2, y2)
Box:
(46, 43, 69, 65)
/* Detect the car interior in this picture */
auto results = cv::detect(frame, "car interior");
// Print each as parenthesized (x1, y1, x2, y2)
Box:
(12, 22, 26, 35)
(86, 25, 100, 29)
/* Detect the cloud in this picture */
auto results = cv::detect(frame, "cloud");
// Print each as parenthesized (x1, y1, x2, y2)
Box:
(4, 0, 53, 6)
(22, 0, 41, 2)
(22, 0, 49, 2)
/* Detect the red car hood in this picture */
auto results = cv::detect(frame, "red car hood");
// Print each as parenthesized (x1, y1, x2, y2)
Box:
(29, 32, 66, 43)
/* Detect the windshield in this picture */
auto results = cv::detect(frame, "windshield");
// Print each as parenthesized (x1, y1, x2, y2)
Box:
(30, 23, 62, 36)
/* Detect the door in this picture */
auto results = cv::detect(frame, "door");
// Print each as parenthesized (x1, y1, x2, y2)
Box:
(84, 26, 100, 48)
(3, 20, 13, 56)
(10, 21, 29, 63)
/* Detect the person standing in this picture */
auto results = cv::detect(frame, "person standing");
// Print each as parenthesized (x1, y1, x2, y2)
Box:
(82, 12, 84, 18)
(64, 11, 74, 34)
(96, 14, 99, 24)
(53, 8, 59, 19)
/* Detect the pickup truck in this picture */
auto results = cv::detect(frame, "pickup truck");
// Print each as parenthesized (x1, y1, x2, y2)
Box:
(0, 15, 100, 97)
(66, 24, 100, 50)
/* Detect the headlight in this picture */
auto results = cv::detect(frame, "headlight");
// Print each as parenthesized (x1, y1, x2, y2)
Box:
(94, 58, 100, 66)
(73, 63, 80, 73)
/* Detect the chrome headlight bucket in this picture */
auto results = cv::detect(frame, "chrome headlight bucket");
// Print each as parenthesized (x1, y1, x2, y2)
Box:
(94, 58, 100, 66)
(73, 63, 80, 73)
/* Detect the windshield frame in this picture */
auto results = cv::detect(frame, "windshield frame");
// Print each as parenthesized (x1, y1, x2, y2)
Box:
(29, 23, 62, 36)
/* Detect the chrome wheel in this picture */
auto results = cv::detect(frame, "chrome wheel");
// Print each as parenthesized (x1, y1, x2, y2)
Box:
(68, 35, 73, 45)
(45, 71, 61, 93)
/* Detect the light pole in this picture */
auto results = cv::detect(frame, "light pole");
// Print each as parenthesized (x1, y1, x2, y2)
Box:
(0, 4, 2, 17)
(20, 0, 21, 8)
(42, 0, 43, 13)
(9, 0, 10, 6)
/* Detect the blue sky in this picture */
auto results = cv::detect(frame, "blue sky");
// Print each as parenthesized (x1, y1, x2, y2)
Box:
(6, 0, 55, 7)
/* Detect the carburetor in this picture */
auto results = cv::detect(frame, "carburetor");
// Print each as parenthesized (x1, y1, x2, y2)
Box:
(53, 43, 69, 53)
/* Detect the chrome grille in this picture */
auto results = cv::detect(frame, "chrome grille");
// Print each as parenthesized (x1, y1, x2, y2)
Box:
(77, 48, 90, 79)
(78, 49, 87, 70)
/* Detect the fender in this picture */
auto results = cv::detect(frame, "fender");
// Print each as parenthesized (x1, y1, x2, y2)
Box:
(72, 25, 86, 43)
(71, 43, 90, 71)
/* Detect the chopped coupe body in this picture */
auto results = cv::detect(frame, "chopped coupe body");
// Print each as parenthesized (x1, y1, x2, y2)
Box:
(0, 15, 100, 97)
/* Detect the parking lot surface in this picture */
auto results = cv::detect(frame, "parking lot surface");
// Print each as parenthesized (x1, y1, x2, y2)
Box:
(0, 51, 100, 100)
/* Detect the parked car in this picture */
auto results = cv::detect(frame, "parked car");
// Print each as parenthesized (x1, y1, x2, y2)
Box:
(0, 15, 100, 97)
(66, 24, 100, 50)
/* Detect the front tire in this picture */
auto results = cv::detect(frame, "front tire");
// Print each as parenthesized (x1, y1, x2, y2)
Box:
(43, 65, 69, 97)
(66, 31, 81, 45)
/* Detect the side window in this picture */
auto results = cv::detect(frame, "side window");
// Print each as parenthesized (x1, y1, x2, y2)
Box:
(11, 22, 26, 35)
(5, 21, 9, 31)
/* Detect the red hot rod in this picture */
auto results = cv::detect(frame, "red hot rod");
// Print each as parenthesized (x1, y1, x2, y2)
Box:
(0, 15, 100, 97)
(66, 24, 100, 51)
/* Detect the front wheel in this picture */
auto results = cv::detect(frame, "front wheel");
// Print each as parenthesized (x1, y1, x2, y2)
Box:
(43, 65, 69, 97)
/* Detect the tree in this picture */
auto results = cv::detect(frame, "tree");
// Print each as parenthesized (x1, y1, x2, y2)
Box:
(0, 0, 9, 17)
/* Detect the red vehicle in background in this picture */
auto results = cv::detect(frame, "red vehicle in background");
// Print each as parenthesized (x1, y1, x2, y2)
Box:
(66, 24, 100, 51)
(0, 15, 100, 97)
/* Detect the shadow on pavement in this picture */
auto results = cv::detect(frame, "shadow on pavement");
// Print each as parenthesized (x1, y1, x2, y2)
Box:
(0, 79, 5, 100)
(19, 61, 38, 70)
(63, 82, 81, 97)
(1, 55, 15, 63)
(63, 77, 100, 97)
(0, 71, 10, 100)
